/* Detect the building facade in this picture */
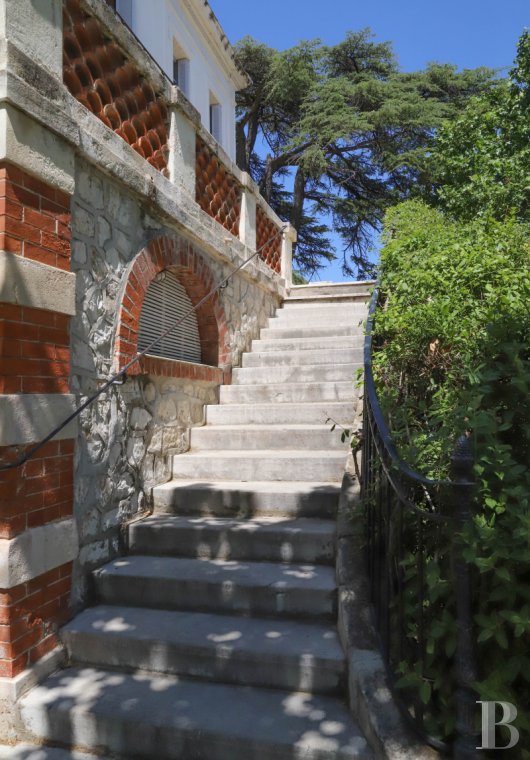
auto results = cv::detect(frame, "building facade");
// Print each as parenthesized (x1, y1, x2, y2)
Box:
(0, 0, 294, 716)
(113, 0, 246, 160)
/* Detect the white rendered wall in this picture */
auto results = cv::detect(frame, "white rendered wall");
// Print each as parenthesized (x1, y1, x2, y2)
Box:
(130, 0, 238, 160)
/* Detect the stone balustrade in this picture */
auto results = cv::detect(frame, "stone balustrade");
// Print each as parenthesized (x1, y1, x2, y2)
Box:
(61, 0, 295, 283)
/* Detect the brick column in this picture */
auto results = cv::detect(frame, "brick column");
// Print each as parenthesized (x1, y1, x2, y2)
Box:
(0, 4, 80, 679)
(0, 163, 79, 678)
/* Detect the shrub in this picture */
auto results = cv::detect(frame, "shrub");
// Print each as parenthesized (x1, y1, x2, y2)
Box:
(373, 200, 530, 750)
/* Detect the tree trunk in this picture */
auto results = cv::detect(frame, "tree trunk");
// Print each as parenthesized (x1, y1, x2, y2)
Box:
(291, 167, 305, 231)
(263, 155, 273, 202)
(236, 121, 248, 172)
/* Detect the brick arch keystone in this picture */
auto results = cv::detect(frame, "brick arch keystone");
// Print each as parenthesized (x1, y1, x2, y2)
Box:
(115, 235, 230, 384)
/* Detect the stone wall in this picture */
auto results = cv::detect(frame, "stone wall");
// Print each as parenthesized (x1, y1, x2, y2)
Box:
(69, 158, 279, 605)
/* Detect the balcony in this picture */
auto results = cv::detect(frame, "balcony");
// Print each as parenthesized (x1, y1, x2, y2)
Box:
(61, 0, 295, 282)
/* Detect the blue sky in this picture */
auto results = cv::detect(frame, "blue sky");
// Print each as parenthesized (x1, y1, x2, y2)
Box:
(211, 1, 529, 281)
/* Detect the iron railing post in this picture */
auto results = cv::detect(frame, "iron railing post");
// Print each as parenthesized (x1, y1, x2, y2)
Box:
(451, 434, 480, 759)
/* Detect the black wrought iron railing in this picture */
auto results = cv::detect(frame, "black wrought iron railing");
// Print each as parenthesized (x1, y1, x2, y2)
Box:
(361, 287, 481, 758)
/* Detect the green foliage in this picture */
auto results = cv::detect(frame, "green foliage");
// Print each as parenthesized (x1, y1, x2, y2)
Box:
(234, 30, 494, 278)
(431, 30, 530, 223)
(374, 199, 530, 749)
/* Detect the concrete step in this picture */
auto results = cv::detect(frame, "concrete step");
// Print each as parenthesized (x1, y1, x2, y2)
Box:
(289, 281, 375, 297)
(270, 312, 366, 329)
(129, 515, 336, 564)
(20, 667, 372, 760)
(276, 310, 368, 324)
(242, 347, 363, 367)
(232, 363, 359, 385)
(284, 293, 370, 305)
(171, 449, 347, 482)
(0, 747, 112, 760)
(259, 324, 363, 340)
(191, 424, 349, 451)
(206, 400, 357, 426)
(279, 299, 368, 311)
(251, 334, 363, 353)
(153, 480, 341, 519)
(62, 605, 345, 695)
(93, 556, 337, 620)
(220, 380, 355, 404)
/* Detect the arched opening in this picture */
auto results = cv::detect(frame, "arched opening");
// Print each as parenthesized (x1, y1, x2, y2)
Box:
(115, 234, 231, 384)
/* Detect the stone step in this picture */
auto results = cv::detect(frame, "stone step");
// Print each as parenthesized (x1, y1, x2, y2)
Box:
(269, 312, 366, 329)
(284, 293, 370, 305)
(93, 556, 337, 620)
(276, 298, 367, 311)
(279, 299, 368, 311)
(289, 281, 375, 297)
(20, 667, 372, 760)
(220, 380, 355, 404)
(232, 363, 359, 385)
(206, 400, 357, 426)
(191, 424, 349, 451)
(171, 449, 347, 482)
(259, 324, 363, 340)
(251, 334, 363, 353)
(62, 605, 345, 695)
(129, 515, 336, 564)
(153, 480, 341, 519)
(0, 747, 112, 760)
(242, 347, 363, 367)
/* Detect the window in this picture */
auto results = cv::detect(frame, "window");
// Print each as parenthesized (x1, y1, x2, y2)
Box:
(116, 0, 133, 27)
(173, 58, 190, 98)
(138, 271, 201, 363)
(209, 96, 222, 144)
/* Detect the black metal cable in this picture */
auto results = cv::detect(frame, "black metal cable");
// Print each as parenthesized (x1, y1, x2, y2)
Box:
(0, 226, 286, 471)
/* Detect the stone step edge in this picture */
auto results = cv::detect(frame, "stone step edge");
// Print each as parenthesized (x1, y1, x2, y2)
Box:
(153, 479, 342, 493)
(170, 449, 348, 459)
(19, 667, 372, 759)
(62, 605, 345, 673)
(192, 423, 350, 431)
(0, 745, 112, 760)
(282, 294, 370, 304)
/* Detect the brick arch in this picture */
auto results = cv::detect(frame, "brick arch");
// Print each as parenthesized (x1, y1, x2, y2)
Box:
(115, 235, 230, 383)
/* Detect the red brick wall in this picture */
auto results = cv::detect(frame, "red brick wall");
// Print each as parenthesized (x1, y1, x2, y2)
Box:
(0, 161, 74, 675)
(0, 440, 74, 540)
(0, 304, 70, 394)
(0, 162, 71, 270)
(115, 235, 231, 383)
(0, 561, 72, 677)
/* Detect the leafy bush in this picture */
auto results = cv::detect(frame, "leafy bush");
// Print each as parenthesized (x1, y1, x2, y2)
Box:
(432, 31, 530, 224)
(373, 200, 530, 752)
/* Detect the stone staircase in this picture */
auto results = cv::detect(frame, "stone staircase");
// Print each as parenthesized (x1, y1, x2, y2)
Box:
(17, 282, 373, 759)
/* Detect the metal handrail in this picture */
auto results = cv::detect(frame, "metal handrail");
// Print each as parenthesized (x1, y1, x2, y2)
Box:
(0, 226, 286, 472)
(362, 284, 480, 758)
(364, 286, 458, 489)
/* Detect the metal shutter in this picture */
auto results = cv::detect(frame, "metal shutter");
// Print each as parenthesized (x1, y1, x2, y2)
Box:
(138, 272, 202, 363)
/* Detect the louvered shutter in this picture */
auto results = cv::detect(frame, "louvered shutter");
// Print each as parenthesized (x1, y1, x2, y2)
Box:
(138, 272, 202, 363)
